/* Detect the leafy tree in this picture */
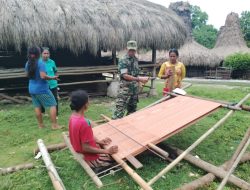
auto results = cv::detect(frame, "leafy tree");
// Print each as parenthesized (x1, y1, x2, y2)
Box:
(190, 5, 217, 48)
(193, 25, 218, 49)
(224, 53, 250, 70)
(190, 5, 208, 29)
(240, 11, 250, 47)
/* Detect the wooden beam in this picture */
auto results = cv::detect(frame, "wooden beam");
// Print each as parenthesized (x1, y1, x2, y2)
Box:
(146, 93, 250, 187)
(147, 143, 169, 158)
(125, 155, 143, 169)
(217, 128, 250, 190)
(0, 93, 24, 104)
(34, 143, 66, 155)
(173, 147, 250, 190)
(0, 163, 34, 175)
(37, 139, 66, 190)
(62, 132, 103, 188)
(176, 152, 250, 190)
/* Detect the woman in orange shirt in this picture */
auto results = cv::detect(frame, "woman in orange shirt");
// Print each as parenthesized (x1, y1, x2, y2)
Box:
(158, 49, 186, 95)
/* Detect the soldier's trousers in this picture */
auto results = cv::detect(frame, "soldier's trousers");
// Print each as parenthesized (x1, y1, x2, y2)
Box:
(112, 87, 138, 119)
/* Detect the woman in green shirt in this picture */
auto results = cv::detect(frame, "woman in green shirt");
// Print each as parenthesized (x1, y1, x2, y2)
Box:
(41, 47, 59, 117)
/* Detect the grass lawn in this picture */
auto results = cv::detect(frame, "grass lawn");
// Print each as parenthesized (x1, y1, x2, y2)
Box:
(1, 81, 250, 190)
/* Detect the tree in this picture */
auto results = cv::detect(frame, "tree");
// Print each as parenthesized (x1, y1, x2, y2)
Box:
(193, 25, 218, 49)
(190, 5, 208, 29)
(190, 5, 217, 48)
(240, 11, 250, 47)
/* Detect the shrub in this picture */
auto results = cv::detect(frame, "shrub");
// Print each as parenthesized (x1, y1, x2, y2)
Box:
(224, 53, 250, 70)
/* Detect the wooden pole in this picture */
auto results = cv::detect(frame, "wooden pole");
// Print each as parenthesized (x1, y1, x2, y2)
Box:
(149, 47, 158, 96)
(37, 139, 66, 190)
(34, 143, 66, 155)
(0, 163, 34, 175)
(147, 143, 169, 158)
(142, 83, 192, 110)
(147, 94, 250, 186)
(217, 130, 250, 190)
(111, 154, 153, 190)
(62, 132, 103, 188)
(173, 147, 250, 190)
(0, 93, 24, 104)
(176, 152, 250, 190)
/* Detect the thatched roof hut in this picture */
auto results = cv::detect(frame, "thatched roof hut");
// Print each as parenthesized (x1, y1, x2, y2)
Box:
(0, 0, 187, 55)
(212, 12, 250, 59)
(169, 1, 220, 67)
(138, 1, 220, 67)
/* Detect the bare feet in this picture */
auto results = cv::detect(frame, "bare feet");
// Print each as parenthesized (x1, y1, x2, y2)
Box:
(38, 124, 45, 129)
(51, 124, 63, 130)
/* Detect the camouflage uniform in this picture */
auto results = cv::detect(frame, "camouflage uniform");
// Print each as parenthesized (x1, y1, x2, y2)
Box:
(112, 54, 141, 119)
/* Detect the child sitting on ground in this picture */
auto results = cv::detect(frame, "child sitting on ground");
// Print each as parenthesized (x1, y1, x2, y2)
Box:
(69, 90, 118, 169)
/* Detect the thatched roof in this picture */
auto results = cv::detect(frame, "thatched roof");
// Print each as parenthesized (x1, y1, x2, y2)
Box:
(0, 0, 187, 55)
(213, 12, 250, 59)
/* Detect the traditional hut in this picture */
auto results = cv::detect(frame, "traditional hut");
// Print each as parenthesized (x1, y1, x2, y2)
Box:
(212, 12, 250, 59)
(0, 0, 187, 95)
(137, 1, 221, 78)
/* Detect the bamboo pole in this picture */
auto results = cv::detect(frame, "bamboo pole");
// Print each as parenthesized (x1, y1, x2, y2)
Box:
(146, 94, 250, 186)
(173, 147, 250, 190)
(147, 143, 169, 158)
(34, 143, 66, 155)
(167, 65, 176, 92)
(0, 163, 34, 175)
(217, 130, 250, 190)
(149, 47, 158, 96)
(168, 92, 241, 111)
(62, 132, 103, 188)
(177, 152, 250, 190)
(142, 83, 192, 110)
(111, 154, 153, 190)
(37, 139, 66, 190)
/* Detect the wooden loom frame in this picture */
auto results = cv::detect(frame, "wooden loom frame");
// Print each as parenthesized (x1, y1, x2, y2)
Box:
(62, 93, 250, 190)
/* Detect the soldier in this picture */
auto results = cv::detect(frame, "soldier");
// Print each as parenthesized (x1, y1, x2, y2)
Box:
(112, 40, 148, 119)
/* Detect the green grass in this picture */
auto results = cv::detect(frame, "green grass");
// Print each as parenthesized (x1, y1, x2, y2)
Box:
(1, 82, 250, 190)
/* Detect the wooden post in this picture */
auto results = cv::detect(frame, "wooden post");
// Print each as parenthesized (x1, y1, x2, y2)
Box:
(217, 128, 250, 190)
(147, 143, 169, 158)
(173, 147, 250, 190)
(62, 132, 103, 188)
(37, 139, 66, 190)
(177, 152, 250, 190)
(0, 163, 34, 175)
(147, 94, 250, 186)
(34, 143, 66, 155)
(149, 47, 158, 96)
(112, 48, 117, 79)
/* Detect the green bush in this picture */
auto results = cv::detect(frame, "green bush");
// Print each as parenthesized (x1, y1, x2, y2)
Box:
(224, 53, 250, 70)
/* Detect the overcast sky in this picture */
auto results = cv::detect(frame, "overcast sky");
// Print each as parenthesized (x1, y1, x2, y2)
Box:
(148, 0, 250, 29)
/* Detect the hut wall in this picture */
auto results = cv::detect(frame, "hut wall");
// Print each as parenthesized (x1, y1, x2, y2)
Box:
(0, 48, 114, 69)
(186, 66, 208, 78)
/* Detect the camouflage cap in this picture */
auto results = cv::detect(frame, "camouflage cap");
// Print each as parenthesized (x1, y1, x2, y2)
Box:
(127, 40, 137, 50)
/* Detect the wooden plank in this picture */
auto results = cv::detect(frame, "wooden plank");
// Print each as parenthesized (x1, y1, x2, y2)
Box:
(125, 155, 143, 169)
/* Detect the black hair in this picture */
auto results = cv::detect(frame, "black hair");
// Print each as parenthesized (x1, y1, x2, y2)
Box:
(41, 47, 50, 53)
(169, 48, 179, 57)
(70, 90, 89, 111)
(27, 46, 41, 79)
